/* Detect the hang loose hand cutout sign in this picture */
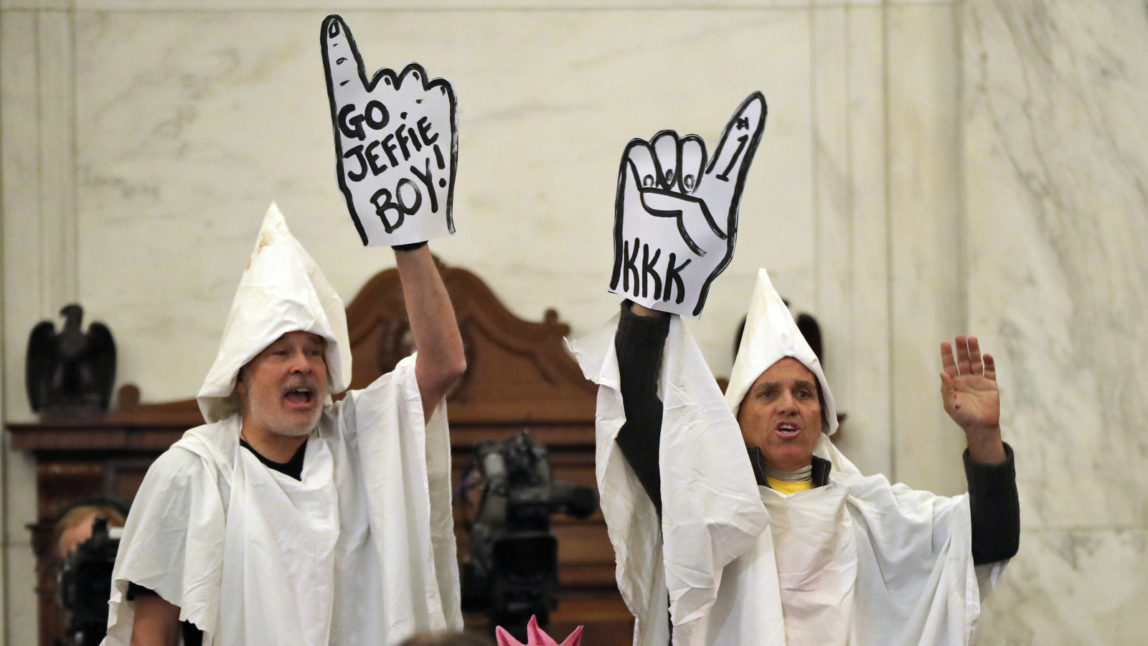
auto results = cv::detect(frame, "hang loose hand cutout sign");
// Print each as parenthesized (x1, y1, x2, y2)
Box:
(321, 15, 458, 246)
(609, 93, 767, 317)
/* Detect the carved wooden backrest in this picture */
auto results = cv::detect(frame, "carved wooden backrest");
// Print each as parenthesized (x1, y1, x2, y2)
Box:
(344, 260, 597, 427)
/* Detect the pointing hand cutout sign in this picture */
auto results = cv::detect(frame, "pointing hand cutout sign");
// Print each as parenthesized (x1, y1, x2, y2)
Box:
(321, 15, 458, 246)
(610, 93, 767, 317)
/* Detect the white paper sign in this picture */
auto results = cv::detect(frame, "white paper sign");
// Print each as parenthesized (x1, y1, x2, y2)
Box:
(321, 15, 458, 247)
(609, 93, 767, 317)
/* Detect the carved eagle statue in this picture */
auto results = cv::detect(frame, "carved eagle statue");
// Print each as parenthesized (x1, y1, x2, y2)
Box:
(26, 304, 116, 416)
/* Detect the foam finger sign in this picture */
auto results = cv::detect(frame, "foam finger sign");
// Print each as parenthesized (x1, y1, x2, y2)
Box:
(321, 15, 458, 246)
(609, 93, 767, 317)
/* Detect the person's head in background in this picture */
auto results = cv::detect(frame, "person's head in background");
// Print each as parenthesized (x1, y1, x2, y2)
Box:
(53, 500, 128, 560)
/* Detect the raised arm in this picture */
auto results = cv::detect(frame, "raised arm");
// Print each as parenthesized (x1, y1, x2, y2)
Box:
(320, 16, 464, 417)
(609, 94, 766, 513)
(615, 302, 671, 515)
(395, 244, 466, 420)
(941, 334, 1020, 563)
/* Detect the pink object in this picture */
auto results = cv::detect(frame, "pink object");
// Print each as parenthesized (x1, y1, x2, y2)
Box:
(495, 615, 583, 646)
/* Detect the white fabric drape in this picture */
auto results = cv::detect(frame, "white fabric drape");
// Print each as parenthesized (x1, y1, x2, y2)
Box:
(568, 317, 1005, 646)
(102, 356, 461, 646)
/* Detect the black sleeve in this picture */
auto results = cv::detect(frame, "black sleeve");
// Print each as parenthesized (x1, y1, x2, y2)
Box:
(126, 581, 154, 600)
(614, 301, 672, 516)
(965, 442, 1020, 565)
(126, 582, 204, 645)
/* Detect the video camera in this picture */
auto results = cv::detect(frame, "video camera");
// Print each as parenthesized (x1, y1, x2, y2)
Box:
(57, 516, 120, 646)
(460, 430, 597, 635)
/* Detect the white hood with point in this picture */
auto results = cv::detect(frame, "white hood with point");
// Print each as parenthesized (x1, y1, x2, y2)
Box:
(196, 203, 352, 423)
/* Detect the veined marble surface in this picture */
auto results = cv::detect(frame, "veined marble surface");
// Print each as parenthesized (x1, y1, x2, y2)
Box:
(962, 0, 1148, 641)
(963, 0, 1148, 529)
(978, 529, 1148, 644)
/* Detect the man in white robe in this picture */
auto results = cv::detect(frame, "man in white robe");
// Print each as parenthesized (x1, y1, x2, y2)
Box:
(102, 203, 467, 646)
(569, 268, 1019, 645)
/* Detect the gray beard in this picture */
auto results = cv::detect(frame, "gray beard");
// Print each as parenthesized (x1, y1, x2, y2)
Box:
(249, 396, 321, 438)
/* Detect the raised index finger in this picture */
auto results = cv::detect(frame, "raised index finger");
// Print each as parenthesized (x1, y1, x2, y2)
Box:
(705, 92, 767, 184)
(321, 15, 368, 110)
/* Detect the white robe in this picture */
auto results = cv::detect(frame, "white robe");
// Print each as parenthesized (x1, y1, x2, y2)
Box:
(102, 356, 461, 646)
(568, 316, 1006, 646)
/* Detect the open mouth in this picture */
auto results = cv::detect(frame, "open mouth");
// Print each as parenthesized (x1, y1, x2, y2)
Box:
(282, 385, 316, 408)
(776, 423, 800, 439)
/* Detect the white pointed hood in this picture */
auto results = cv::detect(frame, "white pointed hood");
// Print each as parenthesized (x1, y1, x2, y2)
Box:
(196, 203, 352, 423)
(724, 268, 838, 435)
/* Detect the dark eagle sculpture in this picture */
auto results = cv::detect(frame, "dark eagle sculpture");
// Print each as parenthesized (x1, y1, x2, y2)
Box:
(26, 304, 116, 417)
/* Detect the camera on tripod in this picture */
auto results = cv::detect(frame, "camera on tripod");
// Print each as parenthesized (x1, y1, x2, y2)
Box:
(459, 430, 597, 635)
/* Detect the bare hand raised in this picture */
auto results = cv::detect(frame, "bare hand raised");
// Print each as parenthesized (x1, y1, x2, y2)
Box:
(941, 335, 1005, 463)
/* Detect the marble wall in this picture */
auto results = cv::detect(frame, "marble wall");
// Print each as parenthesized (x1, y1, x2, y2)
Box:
(961, 1, 1148, 642)
(1, 0, 1143, 644)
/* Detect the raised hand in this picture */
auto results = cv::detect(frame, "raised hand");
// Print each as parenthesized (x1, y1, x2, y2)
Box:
(321, 15, 457, 247)
(941, 335, 1006, 463)
(609, 93, 767, 317)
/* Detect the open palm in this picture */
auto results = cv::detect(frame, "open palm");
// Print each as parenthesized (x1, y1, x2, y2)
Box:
(940, 335, 1000, 433)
